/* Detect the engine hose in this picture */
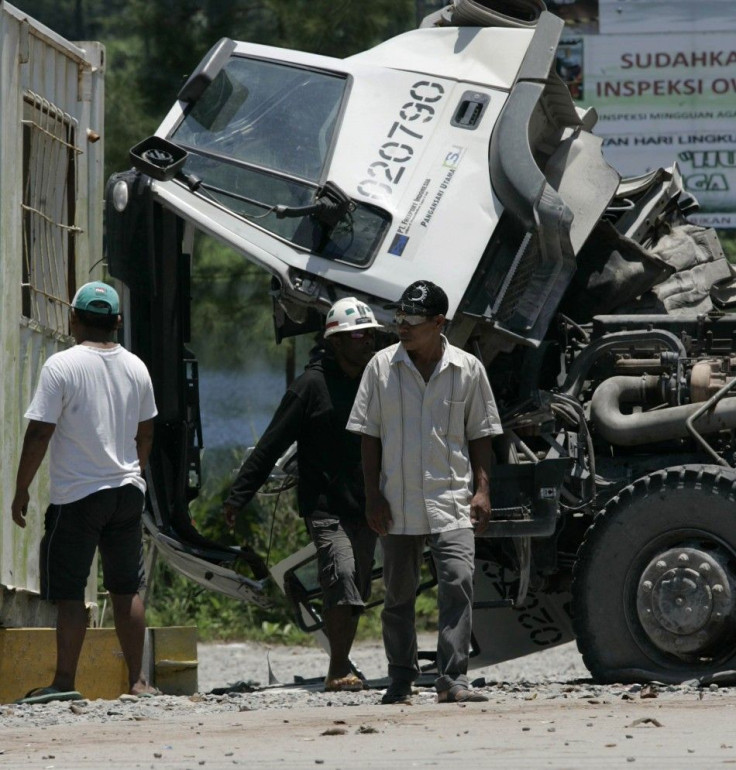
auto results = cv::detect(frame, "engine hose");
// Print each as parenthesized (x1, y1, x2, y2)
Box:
(561, 329, 686, 399)
(591, 375, 736, 447)
(550, 392, 596, 508)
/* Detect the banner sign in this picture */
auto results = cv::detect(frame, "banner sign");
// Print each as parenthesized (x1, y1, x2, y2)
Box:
(598, 0, 736, 36)
(553, 0, 736, 226)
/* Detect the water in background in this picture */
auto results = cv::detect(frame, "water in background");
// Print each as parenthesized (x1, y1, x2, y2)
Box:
(198, 366, 287, 452)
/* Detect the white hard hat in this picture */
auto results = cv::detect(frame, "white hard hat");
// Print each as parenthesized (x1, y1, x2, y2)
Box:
(324, 297, 383, 338)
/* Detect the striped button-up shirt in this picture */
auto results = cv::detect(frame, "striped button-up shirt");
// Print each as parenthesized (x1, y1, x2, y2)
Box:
(347, 337, 503, 535)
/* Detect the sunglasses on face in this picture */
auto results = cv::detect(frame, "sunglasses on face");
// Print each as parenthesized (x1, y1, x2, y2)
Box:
(394, 311, 431, 326)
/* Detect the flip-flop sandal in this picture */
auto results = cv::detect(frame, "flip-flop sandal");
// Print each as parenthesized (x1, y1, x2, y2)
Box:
(134, 688, 163, 698)
(324, 674, 365, 692)
(15, 687, 83, 705)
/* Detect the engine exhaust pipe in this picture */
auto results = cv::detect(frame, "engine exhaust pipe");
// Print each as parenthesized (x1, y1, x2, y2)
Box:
(590, 375, 736, 446)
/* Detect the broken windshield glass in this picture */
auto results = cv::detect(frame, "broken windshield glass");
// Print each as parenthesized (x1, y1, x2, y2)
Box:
(170, 56, 390, 266)
(174, 57, 345, 181)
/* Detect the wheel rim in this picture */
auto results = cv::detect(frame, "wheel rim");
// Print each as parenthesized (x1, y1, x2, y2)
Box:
(630, 531, 736, 662)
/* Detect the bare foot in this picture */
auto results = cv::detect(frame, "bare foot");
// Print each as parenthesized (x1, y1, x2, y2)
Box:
(129, 680, 160, 696)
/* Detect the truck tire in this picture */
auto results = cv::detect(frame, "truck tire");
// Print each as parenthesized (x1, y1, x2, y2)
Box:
(572, 465, 736, 684)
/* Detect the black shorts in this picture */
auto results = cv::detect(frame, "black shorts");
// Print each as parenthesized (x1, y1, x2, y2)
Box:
(307, 516, 377, 613)
(40, 485, 146, 601)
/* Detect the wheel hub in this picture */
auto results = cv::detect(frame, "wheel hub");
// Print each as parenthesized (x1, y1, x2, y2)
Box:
(636, 547, 734, 655)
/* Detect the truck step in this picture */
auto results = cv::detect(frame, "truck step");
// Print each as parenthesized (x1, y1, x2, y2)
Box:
(479, 516, 556, 538)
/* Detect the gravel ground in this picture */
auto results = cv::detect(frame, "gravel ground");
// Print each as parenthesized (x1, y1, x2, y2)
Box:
(196, 634, 591, 691)
(2, 635, 735, 730)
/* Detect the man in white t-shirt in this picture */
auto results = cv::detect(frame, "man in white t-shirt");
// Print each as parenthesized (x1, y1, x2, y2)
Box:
(11, 281, 158, 704)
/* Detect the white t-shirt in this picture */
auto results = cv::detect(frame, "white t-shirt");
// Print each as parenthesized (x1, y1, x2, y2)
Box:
(347, 337, 503, 535)
(25, 343, 158, 504)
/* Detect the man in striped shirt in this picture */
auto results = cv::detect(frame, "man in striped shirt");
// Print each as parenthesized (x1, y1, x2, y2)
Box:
(348, 280, 502, 704)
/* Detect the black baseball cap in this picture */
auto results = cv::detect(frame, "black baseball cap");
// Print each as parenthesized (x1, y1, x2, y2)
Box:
(385, 280, 449, 316)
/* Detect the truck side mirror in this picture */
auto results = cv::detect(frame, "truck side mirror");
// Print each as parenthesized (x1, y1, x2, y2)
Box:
(129, 136, 188, 182)
(178, 37, 236, 104)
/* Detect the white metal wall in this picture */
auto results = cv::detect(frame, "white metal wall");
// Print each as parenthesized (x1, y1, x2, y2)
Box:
(0, 1, 105, 625)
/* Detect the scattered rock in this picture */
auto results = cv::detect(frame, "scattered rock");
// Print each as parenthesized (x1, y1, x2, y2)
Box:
(640, 684, 658, 699)
(627, 717, 662, 728)
(0, 639, 731, 730)
(356, 725, 379, 734)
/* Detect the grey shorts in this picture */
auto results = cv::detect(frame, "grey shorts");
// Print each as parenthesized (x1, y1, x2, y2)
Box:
(40, 485, 146, 601)
(307, 517, 377, 613)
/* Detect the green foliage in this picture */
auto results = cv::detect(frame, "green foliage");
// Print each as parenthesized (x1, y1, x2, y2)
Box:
(719, 230, 736, 263)
(11, 0, 115, 40)
(190, 448, 308, 563)
(104, 37, 160, 180)
(123, 0, 214, 115)
(188, 234, 321, 373)
(264, 0, 414, 57)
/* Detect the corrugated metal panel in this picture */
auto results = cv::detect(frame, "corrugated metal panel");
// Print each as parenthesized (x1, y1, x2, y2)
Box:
(0, 2, 105, 626)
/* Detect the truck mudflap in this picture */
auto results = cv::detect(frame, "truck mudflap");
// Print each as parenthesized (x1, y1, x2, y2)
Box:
(471, 567, 575, 669)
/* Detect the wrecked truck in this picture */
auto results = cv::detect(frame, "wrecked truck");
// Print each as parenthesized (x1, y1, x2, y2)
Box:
(105, 1, 736, 684)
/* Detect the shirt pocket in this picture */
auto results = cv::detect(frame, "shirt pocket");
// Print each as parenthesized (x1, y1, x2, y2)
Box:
(432, 398, 466, 442)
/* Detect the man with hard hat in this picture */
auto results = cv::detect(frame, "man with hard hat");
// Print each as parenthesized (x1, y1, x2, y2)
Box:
(223, 297, 382, 692)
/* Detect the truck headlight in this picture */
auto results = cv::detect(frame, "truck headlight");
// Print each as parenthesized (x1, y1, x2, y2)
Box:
(112, 179, 129, 212)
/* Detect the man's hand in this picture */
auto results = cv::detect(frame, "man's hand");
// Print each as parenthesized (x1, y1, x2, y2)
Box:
(470, 490, 492, 535)
(223, 502, 239, 530)
(11, 420, 55, 530)
(11, 489, 30, 528)
(366, 491, 393, 536)
(468, 436, 493, 535)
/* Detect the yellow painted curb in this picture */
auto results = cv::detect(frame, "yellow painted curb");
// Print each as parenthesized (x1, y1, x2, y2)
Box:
(0, 626, 198, 703)
(150, 626, 199, 696)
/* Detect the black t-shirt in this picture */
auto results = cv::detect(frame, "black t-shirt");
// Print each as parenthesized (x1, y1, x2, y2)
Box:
(225, 355, 364, 521)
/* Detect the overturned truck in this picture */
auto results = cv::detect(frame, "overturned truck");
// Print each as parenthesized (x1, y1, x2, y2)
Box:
(106, 1, 736, 684)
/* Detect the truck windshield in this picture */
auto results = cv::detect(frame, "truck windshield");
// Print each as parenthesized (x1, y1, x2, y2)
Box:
(171, 56, 389, 266)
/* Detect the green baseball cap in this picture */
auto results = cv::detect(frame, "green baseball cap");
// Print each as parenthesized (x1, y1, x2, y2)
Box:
(71, 281, 120, 315)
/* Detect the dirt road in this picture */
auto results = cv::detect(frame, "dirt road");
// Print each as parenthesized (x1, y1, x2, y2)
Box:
(2, 694, 736, 769)
(2, 639, 735, 769)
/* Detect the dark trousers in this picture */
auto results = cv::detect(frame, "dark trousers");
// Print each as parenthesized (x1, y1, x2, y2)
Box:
(381, 527, 475, 693)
